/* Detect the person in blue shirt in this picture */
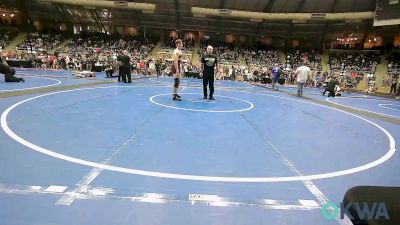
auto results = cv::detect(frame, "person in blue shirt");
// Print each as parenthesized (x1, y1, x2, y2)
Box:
(315, 71, 322, 87)
(271, 63, 280, 91)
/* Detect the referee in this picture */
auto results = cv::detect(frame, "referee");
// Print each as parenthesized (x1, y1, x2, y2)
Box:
(117, 50, 131, 83)
(200, 45, 218, 100)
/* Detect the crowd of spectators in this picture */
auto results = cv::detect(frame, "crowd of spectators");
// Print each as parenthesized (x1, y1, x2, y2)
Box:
(381, 53, 399, 95)
(284, 49, 322, 72)
(55, 32, 156, 72)
(6, 31, 400, 96)
(2, 50, 58, 69)
(5, 32, 156, 72)
(0, 31, 15, 50)
(161, 37, 194, 51)
(17, 32, 63, 52)
(243, 48, 280, 68)
(199, 40, 239, 64)
(387, 53, 400, 75)
(329, 52, 379, 74)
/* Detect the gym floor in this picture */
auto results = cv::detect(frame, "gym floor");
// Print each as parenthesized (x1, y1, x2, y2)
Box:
(0, 69, 399, 225)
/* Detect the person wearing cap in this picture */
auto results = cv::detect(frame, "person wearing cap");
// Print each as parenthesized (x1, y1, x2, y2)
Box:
(200, 45, 218, 100)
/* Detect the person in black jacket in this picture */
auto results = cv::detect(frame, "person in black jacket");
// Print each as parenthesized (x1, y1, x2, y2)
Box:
(390, 75, 398, 94)
(0, 57, 24, 82)
(117, 50, 131, 83)
(323, 77, 339, 97)
(155, 57, 162, 77)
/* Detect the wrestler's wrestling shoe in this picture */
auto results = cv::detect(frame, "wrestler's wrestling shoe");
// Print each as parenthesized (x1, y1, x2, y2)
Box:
(173, 95, 182, 101)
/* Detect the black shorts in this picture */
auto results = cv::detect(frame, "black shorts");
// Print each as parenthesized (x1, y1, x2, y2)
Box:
(174, 78, 180, 88)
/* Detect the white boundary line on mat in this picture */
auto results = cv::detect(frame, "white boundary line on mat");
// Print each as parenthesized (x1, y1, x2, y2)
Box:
(0, 76, 61, 93)
(0, 85, 396, 183)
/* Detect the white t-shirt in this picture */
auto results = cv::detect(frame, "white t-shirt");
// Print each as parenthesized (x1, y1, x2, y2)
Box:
(295, 65, 311, 83)
(149, 62, 155, 70)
